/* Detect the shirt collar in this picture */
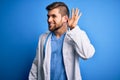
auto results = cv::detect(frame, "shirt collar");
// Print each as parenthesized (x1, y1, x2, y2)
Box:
(51, 32, 66, 41)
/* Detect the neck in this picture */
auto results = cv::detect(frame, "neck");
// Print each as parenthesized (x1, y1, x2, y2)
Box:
(54, 23, 67, 38)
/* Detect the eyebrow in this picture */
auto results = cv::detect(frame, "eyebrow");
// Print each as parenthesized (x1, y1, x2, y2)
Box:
(47, 14, 57, 18)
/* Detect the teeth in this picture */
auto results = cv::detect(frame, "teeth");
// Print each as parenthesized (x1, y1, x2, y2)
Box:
(49, 23, 54, 26)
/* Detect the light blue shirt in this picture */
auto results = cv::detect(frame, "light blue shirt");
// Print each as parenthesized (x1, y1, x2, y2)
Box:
(50, 32, 67, 80)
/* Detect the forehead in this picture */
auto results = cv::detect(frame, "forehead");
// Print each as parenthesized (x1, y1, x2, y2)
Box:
(47, 8, 60, 15)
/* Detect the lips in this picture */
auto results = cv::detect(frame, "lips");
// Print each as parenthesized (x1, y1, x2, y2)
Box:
(49, 23, 55, 27)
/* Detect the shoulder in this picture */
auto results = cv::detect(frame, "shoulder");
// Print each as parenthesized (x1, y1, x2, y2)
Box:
(66, 25, 86, 36)
(38, 31, 51, 41)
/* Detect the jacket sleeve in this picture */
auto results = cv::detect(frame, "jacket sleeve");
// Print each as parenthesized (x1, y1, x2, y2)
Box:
(28, 34, 46, 80)
(28, 35, 43, 80)
(67, 25, 95, 59)
(28, 48, 38, 80)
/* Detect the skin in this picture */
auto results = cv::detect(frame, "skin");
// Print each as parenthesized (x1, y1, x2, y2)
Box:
(47, 8, 82, 38)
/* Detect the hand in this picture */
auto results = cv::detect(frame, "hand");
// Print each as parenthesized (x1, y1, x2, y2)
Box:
(68, 8, 82, 30)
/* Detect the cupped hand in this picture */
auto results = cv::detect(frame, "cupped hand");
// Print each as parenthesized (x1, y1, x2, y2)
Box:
(68, 8, 82, 30)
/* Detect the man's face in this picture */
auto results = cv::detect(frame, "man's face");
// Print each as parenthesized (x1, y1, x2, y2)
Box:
(47, 8, 66, 32)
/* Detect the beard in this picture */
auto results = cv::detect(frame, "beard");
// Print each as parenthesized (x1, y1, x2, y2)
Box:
(48, 22, 63, 32)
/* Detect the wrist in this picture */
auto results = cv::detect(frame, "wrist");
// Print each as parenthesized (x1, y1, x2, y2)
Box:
(70, 24, 76, 30)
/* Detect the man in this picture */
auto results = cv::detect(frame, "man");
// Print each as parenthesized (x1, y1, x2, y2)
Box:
(29, 2, 95, 80)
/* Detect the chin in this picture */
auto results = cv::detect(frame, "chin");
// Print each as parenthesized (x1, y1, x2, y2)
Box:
(49, 26, 54, 31)
(49, 28, 54, 32)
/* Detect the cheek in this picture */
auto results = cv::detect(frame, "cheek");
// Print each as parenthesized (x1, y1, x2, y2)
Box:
(54, 19, 60, 24)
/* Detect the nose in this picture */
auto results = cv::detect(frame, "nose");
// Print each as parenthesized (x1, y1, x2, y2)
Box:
(48, 16, 53, 23)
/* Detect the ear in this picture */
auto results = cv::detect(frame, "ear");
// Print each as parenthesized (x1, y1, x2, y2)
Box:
(62, 15, 68, 23)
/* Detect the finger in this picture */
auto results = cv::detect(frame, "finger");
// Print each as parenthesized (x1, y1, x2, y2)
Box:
(76, 9, 82, 19)
(77, 12, 82, 21)
(75, 8, 79, 16)
(76, 12, 82, 24)
(71, 8, 75, 19)
(79, 12, 82, 17)
(75, 8, 79, 18)
(73, 11, 82, 27)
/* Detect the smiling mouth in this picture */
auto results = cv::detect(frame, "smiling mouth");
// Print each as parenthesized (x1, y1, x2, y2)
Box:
(49, 23, 55, 27)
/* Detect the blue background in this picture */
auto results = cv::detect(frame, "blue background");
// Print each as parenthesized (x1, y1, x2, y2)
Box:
(0, 0, 120, 80)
